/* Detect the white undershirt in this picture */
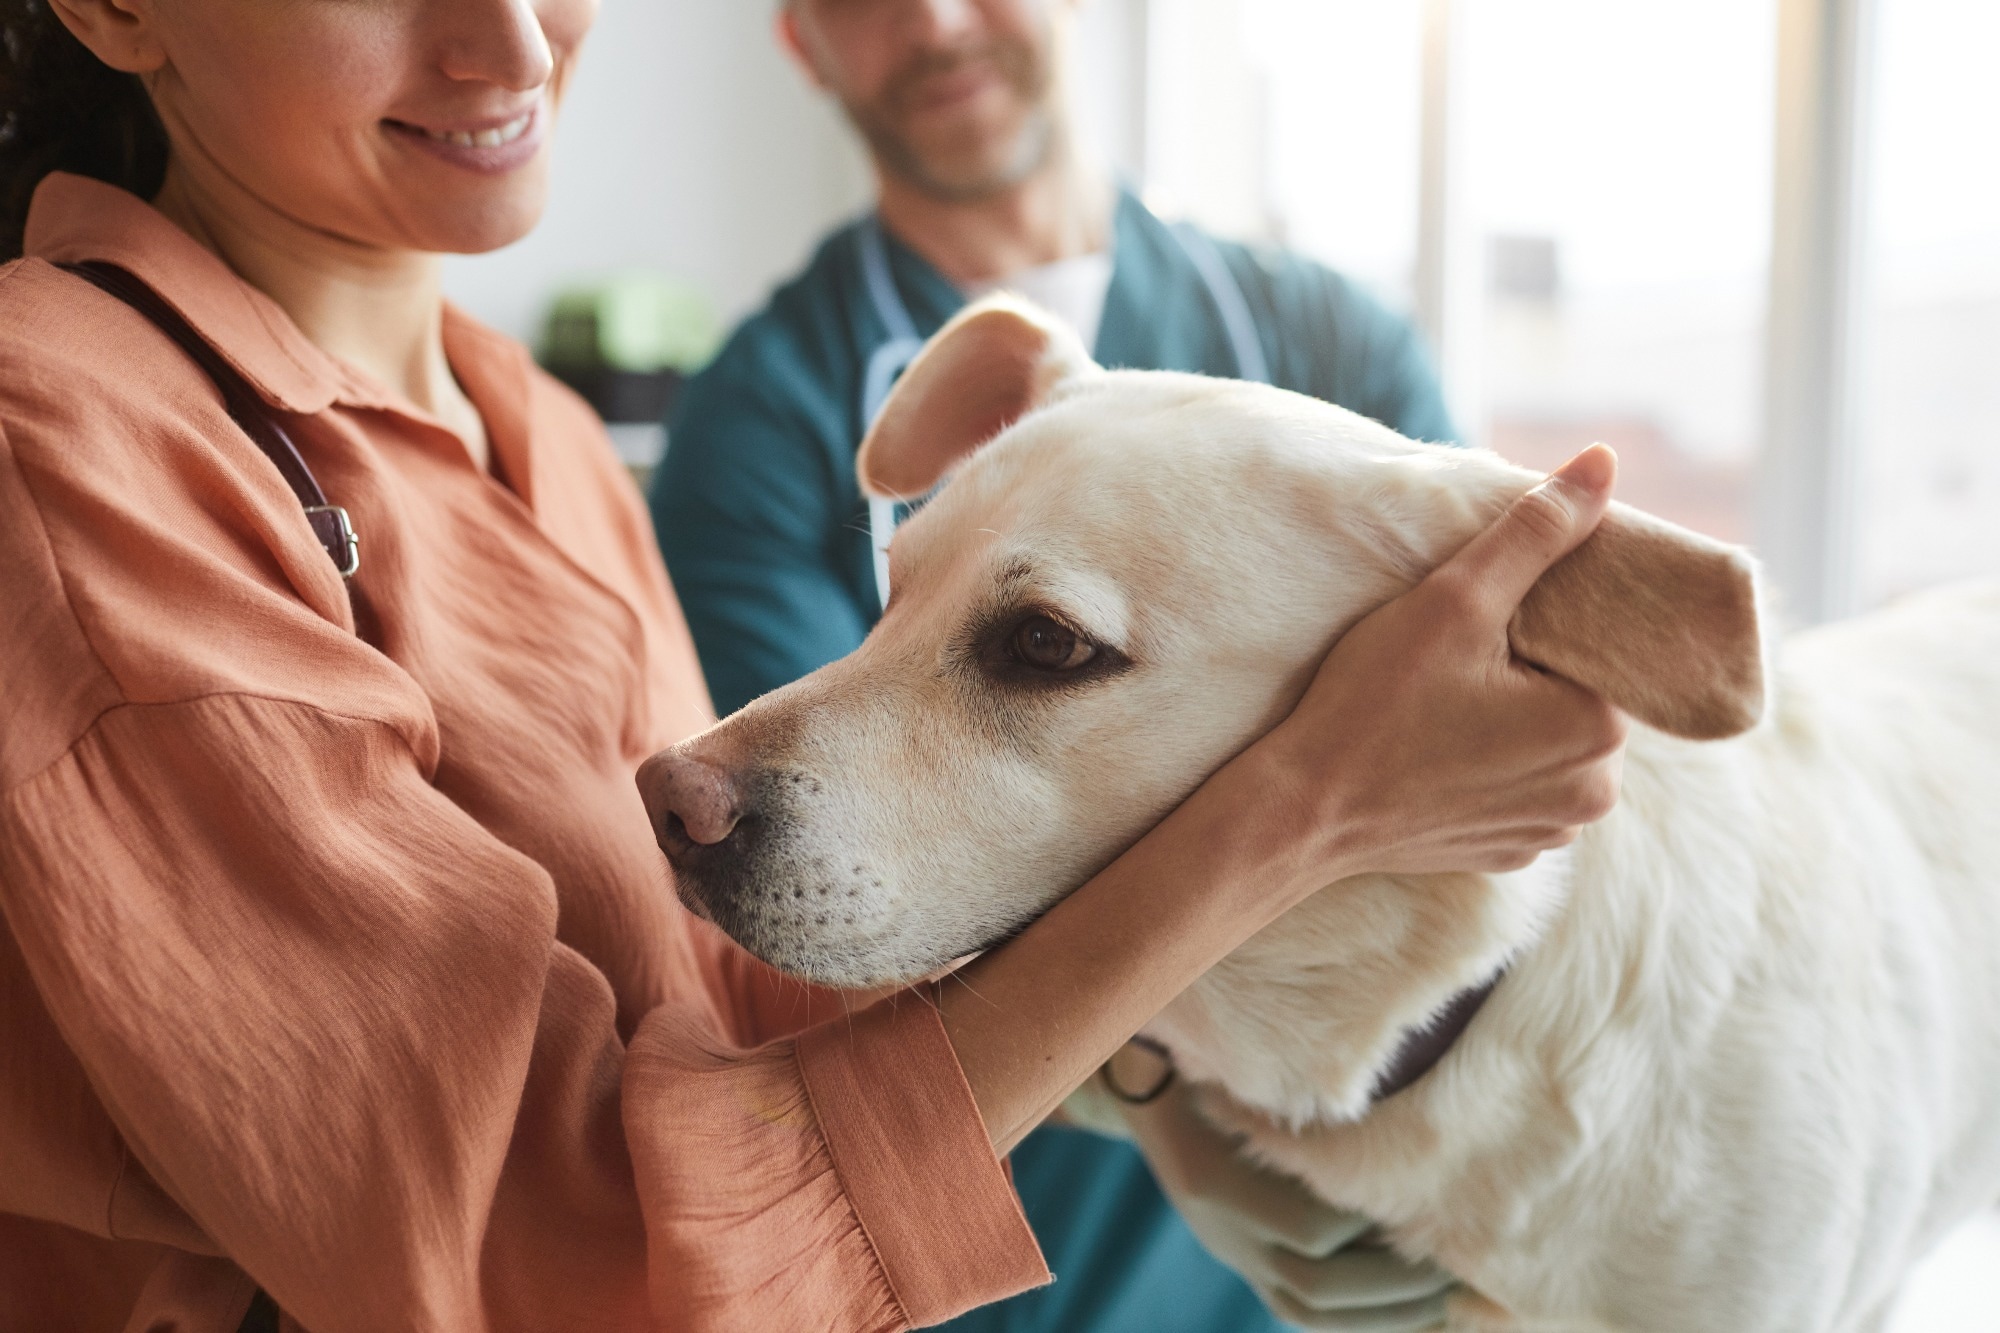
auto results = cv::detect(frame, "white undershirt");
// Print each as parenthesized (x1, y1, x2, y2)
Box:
(963, 251, 1115, 355)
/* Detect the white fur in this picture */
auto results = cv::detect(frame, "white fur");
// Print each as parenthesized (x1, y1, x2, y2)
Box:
(666, 369, 2000, 1331)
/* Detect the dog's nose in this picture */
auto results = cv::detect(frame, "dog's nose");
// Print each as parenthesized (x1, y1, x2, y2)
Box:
(637, 749, 747, 853)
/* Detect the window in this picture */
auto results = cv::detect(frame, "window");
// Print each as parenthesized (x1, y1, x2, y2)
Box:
(1852, 0, 2000, 606)
(1138, 0, 2000, 612)
(1465, 0, 1776, 546)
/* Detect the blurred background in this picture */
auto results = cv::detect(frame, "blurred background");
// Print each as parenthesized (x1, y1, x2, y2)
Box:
(437, 1, 1997, 1323)
(443, 0, 1998, 627)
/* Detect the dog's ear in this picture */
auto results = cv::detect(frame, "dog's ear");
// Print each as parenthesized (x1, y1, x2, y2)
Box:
(857, 294, 1097, 500)
(1509, 502, 1766, 740)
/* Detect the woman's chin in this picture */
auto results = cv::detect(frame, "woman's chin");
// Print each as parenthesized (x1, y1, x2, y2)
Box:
(399, 166, 552, 256)
(442, 198, 548, 257)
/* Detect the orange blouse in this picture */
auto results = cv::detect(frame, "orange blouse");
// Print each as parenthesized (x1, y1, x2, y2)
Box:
(0, 174, 1047, 1333)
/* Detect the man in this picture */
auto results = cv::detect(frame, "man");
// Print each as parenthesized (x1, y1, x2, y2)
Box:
(652, 2, 1459, 1328)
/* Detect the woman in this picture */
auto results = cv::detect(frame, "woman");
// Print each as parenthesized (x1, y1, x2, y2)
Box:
(0, 0, 1625, 1328)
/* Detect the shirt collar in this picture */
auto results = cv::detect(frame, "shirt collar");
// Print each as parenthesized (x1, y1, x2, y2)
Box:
(25, 173, 347, 416)
(869, 186, 1201, 371)
(869, 219, 969, 341)
(1094, 188, 1228, 375)
(440, 305, 539, 507)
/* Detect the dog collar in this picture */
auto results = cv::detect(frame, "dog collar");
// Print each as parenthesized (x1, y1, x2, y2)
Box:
(1367, 970, 1507, 1105)
(1100, 969, 1507, 1112)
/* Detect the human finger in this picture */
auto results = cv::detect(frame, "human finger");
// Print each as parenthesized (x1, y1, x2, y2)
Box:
(1266, 1244, 1458, 1309)
(1192, 1166, 1375, 1260)
(1240, 1194, 1377, 1259)
(1430, 444, 1617, 624)
(1266, 1285, 1453, 1332)
(1146, 1088, 1377, 1257)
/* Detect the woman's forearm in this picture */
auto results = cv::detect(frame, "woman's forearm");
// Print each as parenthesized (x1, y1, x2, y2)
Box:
(941, 752, 1315, 1154)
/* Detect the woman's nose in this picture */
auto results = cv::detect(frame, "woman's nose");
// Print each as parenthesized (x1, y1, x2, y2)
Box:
(437, 0, 557, 92)
(638, 750, 748, 851)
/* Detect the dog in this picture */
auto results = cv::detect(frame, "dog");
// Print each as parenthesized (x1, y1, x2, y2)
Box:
(639, 297, 2000, 1331)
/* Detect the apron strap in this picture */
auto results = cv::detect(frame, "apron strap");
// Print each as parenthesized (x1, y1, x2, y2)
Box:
(857, 221, 929, 610)
(58, 260, 360, 579)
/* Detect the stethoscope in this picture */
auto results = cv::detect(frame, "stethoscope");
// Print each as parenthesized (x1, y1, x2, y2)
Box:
(858, 213, 1272, 610)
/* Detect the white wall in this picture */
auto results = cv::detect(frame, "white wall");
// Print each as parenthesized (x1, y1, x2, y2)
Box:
(441, 0, 873, 344)
(442, 0, 1148, 347)
(1144, 0, 1270, 238)
(1071, 0, 1150, 186)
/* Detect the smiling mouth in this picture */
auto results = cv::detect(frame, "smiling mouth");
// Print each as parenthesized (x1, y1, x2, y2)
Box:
(911, 64, 996, 108)
(385, 108, 536, 149)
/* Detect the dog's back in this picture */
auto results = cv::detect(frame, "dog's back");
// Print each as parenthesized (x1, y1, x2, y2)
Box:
(1697, 579, 2000, 1331)
(1202, 580, 2000, 1333)
(1781, 579, 2000, 1246)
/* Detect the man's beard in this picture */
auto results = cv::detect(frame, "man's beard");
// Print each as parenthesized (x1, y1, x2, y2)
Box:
(844, 37, 1058, 204)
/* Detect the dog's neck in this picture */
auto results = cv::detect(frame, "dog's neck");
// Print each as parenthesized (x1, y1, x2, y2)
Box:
(1147, 858, 1566, 1127)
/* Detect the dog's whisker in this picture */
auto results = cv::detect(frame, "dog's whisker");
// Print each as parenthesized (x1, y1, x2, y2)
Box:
(942, 968, 996, 1011)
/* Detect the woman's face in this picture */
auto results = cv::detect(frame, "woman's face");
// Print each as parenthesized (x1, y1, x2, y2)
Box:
(134, 0, 597, 254)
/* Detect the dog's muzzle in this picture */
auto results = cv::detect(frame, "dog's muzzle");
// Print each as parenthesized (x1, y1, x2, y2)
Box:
(637, 748, 888, 978)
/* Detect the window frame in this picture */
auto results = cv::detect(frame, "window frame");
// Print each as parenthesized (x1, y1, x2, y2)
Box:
(1133, 0, 1886, 623)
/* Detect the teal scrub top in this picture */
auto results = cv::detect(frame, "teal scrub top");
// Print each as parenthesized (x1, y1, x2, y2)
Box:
(650, 190, 1455, 1332)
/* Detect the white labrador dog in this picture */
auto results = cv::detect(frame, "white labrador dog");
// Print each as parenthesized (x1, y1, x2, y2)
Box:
(640, 299, 2000, 1332)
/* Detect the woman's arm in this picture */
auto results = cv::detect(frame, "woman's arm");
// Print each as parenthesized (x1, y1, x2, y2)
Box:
(946, 447, 1627, 1152)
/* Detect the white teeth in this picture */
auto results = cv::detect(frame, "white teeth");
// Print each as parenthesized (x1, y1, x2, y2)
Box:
(421, 111, 532, 149)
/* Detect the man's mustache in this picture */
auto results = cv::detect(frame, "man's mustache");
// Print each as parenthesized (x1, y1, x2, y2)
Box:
(882, 41, 1041, 115)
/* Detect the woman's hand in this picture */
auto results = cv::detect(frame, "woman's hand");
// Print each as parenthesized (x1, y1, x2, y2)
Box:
(1110, 1075, 1452, 1332)
(1251, 445, 1629, 897)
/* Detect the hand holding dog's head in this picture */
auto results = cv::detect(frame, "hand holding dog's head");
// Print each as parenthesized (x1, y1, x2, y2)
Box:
(644, 299, 1765, 987)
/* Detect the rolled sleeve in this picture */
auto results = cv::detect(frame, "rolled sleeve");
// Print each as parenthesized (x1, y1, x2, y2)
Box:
(626, 996, 1049, 1333)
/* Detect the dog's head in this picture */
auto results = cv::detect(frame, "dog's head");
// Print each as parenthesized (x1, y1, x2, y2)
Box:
(640, 297, 1765, 988)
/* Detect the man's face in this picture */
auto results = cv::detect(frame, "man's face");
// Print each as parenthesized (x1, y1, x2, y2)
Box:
(787, 0, 1067, 201)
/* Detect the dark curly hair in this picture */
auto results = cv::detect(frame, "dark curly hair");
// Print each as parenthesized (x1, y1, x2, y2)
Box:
(0, 0, 166, 260)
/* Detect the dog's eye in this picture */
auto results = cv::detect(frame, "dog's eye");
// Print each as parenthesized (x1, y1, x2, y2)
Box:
(1012, 616, 1098, 672)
